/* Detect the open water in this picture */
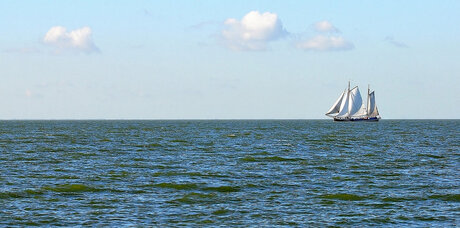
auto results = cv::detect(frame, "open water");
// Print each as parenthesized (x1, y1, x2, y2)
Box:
(0, 120, 459, 226)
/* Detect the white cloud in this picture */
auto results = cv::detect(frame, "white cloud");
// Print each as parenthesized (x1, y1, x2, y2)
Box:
(296, 21, 353, 51)
(313, 20, 339, 33)
(43, 26, 99, 53)
(221, 11, 287, 51)
(296, 35, 354, 51)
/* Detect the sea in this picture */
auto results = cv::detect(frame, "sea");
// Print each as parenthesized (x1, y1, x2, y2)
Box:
(0, 120, 458, 227)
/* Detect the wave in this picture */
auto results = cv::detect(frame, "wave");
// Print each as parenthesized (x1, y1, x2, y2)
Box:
(1, 184, 109, 198)
(152, 171, 228, 178)
(154, 182, 240, 192)
(320, 193, 367, 201)
(154, 183, 200, 190)
(428, 194, 460, 202)
(42, 184, 105, 193)
(168, 192, 217, 204)
(240, 156, 304, 162)
(203, 186, 240, 192)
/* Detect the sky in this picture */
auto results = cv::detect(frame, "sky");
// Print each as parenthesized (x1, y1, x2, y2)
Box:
(1, 0, 459, 119)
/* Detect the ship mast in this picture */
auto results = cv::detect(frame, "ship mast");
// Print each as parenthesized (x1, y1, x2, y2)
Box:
(347, 81, 350, 119)
(367, 84, 370, 116)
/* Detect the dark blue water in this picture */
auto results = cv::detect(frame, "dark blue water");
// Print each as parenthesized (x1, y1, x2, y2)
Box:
(0, 120, 458, 226)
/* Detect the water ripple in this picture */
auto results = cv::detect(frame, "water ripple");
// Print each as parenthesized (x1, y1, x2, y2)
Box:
(0, 120, 458, 226)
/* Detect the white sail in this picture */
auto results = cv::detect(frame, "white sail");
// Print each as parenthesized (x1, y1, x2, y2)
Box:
(348, 87, 364, 117)
(336, 89, 350, 117)
(325, 82, 381, 120)
(367, 91, 376, 115)
(352, 103, 367, 117)
(367, 91, 380, 117)
(326, 89, 346, 116)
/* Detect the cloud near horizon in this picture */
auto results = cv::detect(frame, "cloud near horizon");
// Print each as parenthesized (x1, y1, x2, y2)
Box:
(221, 11, 287, 51)
(296, 35, 354, 51)
(43, 26, 99, 53)
(297, 21, 354, 51)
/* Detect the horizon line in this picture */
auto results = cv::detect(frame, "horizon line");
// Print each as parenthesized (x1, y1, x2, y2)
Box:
(0, 118, 458, 121)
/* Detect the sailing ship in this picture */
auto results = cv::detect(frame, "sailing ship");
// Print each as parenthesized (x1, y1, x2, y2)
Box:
(325, 82, 381, 121)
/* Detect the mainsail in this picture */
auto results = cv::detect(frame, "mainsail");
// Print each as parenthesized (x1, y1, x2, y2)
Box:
(348, 87, 366, 117)
(336, 86, 364, 118)
(325, 82, 380, 120)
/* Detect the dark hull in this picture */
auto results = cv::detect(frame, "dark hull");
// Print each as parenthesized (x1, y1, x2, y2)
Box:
(333, 117, 380, 122)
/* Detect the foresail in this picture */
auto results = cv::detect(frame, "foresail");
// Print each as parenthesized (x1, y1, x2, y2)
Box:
(326, 89, 346, 116)
(348, 87, 364, 117)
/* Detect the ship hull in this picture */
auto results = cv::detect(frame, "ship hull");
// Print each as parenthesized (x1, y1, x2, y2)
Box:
(333, 117, 380, 122)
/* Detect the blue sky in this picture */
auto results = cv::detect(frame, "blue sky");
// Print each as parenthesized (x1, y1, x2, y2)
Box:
(1, 0, 459, 119)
